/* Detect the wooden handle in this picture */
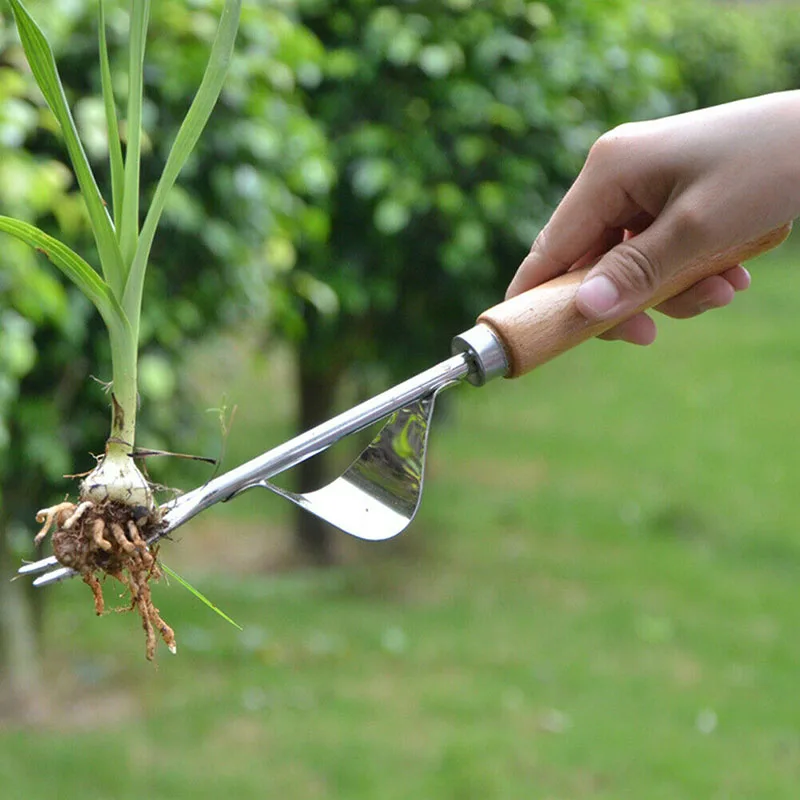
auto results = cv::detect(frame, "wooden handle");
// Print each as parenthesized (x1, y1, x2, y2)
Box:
(478, 225, 792, 378)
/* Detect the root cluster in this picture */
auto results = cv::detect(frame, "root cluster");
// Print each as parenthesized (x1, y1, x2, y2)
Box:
(35, 499, 175, 660)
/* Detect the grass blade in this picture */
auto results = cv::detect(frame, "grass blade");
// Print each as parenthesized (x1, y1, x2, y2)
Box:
(118, 0, 150, 267)
(122, 0, 242, 320)
(8, 0, 126, 296)
(0, 216, 126, 329)
(160, 563, 243, 631)
(98, 0, 125, 234)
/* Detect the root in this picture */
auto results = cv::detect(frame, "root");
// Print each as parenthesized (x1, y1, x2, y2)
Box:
(90, 518, 112, 552)
(127, 520, 149, 552)
(126, 554, 176, 659)
(34, 502, 75, 546)
(36, 498, 174, 661)
(64, 501, 93, 530)
(109, 521, 135, 554)
(140, 595, 156, 661)
(82, 572, 105, 616)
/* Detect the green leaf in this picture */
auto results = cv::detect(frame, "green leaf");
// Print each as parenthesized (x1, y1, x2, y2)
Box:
(98, 0, 125, 233)
(7, 0, 126, 296)
(0, 216, 126, 331)
(122, 0, 242, 322)
(118, 0, 150, 266)
(160, 563, 243, 631)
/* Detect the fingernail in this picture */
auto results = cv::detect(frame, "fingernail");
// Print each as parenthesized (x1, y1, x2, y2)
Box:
(738, 267, 751, 290)
(577, 275, 619, 318)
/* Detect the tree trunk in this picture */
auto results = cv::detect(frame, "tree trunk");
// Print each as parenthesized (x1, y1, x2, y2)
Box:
(0, 514, 46, 721)
(294, 355, 340, 565)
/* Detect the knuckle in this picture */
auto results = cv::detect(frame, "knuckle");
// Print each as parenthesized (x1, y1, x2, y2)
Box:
(530, 227, 571, 272)
(670, 202, 707, 242)
(586, 133, 616, 168)
(529, 227, 547, 256)
(587, 122, 641, 166)
(610, 241, 663, 296)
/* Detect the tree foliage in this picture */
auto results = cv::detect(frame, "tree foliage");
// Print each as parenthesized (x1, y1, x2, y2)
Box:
(657, 0, 797, 111)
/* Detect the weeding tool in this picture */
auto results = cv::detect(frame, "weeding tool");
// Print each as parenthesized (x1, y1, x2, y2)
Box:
(20, 226, 790, 587)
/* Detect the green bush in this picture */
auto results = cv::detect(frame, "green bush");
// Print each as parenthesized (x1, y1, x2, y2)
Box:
(660, 1, 796, 110)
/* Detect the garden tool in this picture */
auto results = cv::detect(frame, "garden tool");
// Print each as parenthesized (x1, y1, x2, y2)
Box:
(20, 226, 790, 587)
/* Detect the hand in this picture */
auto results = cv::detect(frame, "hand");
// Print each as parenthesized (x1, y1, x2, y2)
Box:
(506, 92, 800, 344)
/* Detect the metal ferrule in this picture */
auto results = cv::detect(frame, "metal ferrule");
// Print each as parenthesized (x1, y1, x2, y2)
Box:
(451, 324, 509, 386)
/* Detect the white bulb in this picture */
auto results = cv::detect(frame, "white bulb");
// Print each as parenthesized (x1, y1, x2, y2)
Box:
(80, 451, 153, 510)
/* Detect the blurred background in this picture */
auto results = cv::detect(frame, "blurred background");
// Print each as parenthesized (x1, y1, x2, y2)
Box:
(2, 0, 800, 796)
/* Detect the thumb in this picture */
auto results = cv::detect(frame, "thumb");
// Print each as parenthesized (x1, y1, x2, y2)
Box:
(575, 225, 676, 321)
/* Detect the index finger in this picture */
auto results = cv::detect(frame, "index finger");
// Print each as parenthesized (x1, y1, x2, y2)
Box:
(505, 162, 644, 299)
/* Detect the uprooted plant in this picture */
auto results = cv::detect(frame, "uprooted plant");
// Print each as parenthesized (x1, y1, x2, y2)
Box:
(2, 0, 242, 659)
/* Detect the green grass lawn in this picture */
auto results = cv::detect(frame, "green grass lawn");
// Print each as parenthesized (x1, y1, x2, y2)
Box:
(3, 240, 800, 798)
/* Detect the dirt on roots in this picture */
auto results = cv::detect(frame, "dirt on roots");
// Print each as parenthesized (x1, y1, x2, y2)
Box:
(35, 499, 175, 660)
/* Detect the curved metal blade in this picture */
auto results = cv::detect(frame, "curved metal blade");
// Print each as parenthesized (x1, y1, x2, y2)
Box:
(260, 388, 445, 541)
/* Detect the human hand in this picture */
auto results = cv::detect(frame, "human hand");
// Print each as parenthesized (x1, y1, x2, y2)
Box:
(506, 92, 800, 344)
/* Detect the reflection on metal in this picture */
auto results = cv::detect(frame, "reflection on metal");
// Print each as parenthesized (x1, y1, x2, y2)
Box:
(261, 390, 445, 541)
(451, 324, 508, 385)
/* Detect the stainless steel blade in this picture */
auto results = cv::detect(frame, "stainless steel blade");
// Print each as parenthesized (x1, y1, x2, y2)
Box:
(160, 353, 471, 535)
(260, 389, 445, 541)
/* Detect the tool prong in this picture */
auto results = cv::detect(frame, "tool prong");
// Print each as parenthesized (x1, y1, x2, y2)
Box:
(18, 555, 60, 575)
(32, 566, 75, 587)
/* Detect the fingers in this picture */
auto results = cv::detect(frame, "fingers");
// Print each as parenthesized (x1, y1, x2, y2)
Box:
(505, 157, 643, 299)
(720, 264, 751, 292)
(573, 215, 680, 320)
(654, 266, 749, 319)
(598, 266, 750, 344)
(598, 313, 657, 346)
